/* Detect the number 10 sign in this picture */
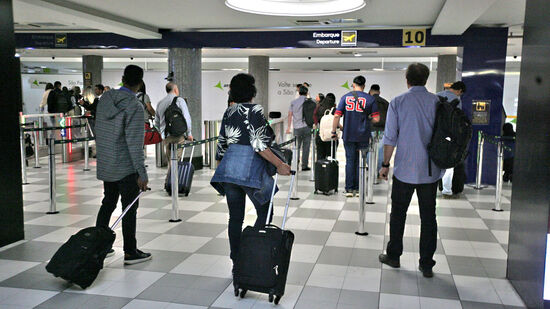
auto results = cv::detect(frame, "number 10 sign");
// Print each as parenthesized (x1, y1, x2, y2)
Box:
(402, 29, 426, 47)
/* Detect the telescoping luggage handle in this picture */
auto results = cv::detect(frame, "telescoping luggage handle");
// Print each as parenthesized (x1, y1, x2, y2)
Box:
(266, 171, 297, 230)
(180, 142, 195, 163)
(110, 188, 150, 230)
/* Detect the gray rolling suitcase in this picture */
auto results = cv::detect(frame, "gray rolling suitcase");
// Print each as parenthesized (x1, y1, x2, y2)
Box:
(165, 144, 195, 196)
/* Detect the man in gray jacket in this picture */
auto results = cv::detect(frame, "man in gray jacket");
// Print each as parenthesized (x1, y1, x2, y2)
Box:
(95, 65, 151, 265)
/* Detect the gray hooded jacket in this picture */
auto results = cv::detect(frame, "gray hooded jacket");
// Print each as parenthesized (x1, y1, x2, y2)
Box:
(95, 88, 148, 182)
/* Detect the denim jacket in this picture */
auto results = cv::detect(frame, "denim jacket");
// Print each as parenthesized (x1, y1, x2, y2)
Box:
(211, 144, 277, 205)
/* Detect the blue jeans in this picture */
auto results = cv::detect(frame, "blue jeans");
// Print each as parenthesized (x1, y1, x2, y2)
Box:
(223, 183, 272, 261)
(343, 141, 369, 191)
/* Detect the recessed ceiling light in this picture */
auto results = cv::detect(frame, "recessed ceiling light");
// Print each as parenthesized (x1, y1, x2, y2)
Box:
(225, 0, 366, 17)
(354, 53, 362, 57)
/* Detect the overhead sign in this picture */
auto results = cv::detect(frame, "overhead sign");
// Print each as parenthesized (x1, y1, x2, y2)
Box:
(311, 30, 358, 47)
(55, 33, 67, 48)
(472, 100, 491, 125)
(402, 29, 426, 46)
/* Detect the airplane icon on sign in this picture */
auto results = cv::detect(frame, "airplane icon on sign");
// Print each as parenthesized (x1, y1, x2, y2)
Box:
(343, 34, 356, 42)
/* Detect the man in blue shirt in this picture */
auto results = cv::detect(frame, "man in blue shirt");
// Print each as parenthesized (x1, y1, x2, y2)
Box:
(331, 76, 379, 197)
(436, 81, 466, 198)
(378, 63, 444, 278)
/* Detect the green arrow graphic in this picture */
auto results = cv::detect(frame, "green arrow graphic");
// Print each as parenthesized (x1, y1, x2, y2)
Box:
(33, 80, 39, 86)
(214, 81, 223, 90)
(341, 81, 350, 90)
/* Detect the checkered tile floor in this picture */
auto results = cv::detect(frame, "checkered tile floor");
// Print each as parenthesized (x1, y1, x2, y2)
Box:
(0, 145, 525, 308)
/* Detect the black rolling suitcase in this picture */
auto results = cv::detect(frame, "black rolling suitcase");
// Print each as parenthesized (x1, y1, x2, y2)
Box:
(314, 140, 339, 195)
(46, 190, 147, 289)
(165, 144, 195, 196)
(233, 172, 296, 305)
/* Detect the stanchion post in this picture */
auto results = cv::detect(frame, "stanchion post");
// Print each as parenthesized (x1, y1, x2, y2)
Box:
(47, 138, 58, 214)
(61, 119, 68, 163)
(373, 132, 380, 185)
(204, 121, 210, 167)
(291, 138, 300, 200)
(210, 122, 218, 169)
(83, 123, 90, 171)
(33, 122, 41, 168)
(469, 131, 487, 190)
(169, 143, 182, 222)
(493, 140, 504, 212)
(310, 130, 316, 182)
(39, 118, 45, 146)
(20, 126, 28, 185)
(356, 149, 368, 236)
(366, 144, 375, 205)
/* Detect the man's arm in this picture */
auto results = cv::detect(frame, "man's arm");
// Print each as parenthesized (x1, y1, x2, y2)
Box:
(379, 99, 398, 180)
(178, 98, 193, 140)
(125, 102, 148, 187)
(286, 111, 293, 134)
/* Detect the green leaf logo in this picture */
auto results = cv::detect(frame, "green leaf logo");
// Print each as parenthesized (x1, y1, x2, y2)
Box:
(33, 80, 39, 86)
(118, 82, 123, 86)
(214, 81, 223, 90)
(341, 81, 350, 90)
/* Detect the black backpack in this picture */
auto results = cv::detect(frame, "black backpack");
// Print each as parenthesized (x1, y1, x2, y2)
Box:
(55, 91, 72, 114)
(372, 95, 389, 129)
(427, 96, 472, 175)
(164, 97, 188, 137)
(302, 98, 316, 128)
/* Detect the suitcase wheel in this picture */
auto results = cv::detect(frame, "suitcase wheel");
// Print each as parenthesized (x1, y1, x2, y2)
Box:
(274, 295, 281, 305)
(269, 294, 274, 303)
(240, 289, 247, 298)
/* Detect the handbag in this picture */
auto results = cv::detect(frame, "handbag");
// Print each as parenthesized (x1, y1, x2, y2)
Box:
(264, 123, 292, 176)
(144, 122, 162, 145)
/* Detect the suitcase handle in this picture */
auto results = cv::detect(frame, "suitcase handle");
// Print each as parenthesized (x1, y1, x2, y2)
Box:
(110, 189, 149, 230)
(265, 171, 296, 229)
(179, 143, 195, 163)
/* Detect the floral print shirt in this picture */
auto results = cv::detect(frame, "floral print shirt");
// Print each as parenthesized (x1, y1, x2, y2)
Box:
(216, 103, 274, 160)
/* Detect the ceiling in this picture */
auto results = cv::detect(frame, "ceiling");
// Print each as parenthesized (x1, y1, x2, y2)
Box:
(13, 0, 525, 37)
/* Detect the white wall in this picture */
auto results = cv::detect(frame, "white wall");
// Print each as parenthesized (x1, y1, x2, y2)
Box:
(503, 72, 519, 117)
(21, 74, 83, 114)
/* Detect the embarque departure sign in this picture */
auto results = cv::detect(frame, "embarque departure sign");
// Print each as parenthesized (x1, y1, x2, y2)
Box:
(311, 30, 357, 47)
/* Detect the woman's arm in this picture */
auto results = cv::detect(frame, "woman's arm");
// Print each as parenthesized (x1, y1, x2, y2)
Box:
(258, 148, 291, 175)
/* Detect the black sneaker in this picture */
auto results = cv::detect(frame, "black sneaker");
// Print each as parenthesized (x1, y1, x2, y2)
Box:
(379, 254, 400, 268)
(302, 167, 311, 171)
(124, 249, 152, 265)
(106, 248, 115, 258)
(419, 265, 434, 278)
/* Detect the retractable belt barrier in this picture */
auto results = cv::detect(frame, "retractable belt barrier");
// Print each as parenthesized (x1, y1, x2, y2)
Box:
(21, 124, 87, 132)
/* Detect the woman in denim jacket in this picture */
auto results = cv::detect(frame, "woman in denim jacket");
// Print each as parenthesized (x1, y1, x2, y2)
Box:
(211, 73, 291, 272)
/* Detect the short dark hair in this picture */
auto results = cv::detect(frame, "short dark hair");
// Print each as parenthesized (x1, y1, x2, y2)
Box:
(352, 76, 366, 87)
(122, 65, 144, 87)
(406, 63, 430, 86)
(450, 81, 466, 93)
(95, 84, 105, 92)
(298, 85, 308, 96)
(54, 81, 61, 88)
(165, 82, 176, 93)
(370, 84, 380, 91)
(230, 73, 256, 103)
(45, 83, 54, 90)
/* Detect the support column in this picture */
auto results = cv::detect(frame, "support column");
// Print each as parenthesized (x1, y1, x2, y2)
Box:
(0, 0, 25, 246)
(436, 54, 462, 92)
(169, 48, 203, 168)
(507, 1, 550, 307)
(82, 55, 103, 88)
(248, 56, 269, 112)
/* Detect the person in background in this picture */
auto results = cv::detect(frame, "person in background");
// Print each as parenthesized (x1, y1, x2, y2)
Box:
(94, 84, 105, 100)
(436, 81, 467, 198)
(46, 81, 63, 113)
(315, 93, 325, 104)
(287, 85, 312, 171)
(137, 82, 155, 121)
(69, 86, 82, 116)
(332, 76, 379, 197)
(502, 123, 516, 182)
(155, 82, 193, 166)
(104, 86, 111, 92)
(40, 83, 54, 113)
(95, 64, 151, 265)
(210, 73, 291, 275)
(369, 84, 390, 173)
(378, 63, 443, 278)
(315, 93, 337, 160)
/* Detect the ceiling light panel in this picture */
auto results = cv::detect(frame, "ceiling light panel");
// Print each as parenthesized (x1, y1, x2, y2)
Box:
(225, 0, 366, 17)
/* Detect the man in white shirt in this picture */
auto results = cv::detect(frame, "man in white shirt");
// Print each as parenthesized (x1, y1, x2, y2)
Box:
(155, 82, 194, 161)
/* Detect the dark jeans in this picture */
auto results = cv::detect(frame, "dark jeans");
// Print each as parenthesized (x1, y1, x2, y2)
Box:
(294, 127, 312, 169)
(503, 158, 514, 182)
(387, 177, 438, 269)
(343, 141, 369, 191)
(224, 182, 271, 261)
(96, 173, 139, 253)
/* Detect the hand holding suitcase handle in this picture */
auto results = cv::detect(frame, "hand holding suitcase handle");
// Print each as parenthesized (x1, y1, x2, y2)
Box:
(110, 188, 150, 230)
(266, 171, 296, 229)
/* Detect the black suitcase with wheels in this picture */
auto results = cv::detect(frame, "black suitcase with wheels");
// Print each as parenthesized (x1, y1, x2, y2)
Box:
(314, 140, 338, 195)
(165, 144, 195, 196)
(46, 190, 146, 289)
(233, 172, 296, 305)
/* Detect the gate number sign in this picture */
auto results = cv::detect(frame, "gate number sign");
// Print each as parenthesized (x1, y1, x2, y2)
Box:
(402, 29, 426, 46)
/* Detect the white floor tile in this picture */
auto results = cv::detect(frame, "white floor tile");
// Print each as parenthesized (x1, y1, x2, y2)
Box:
(33, 227, 81, 243)
(490, 278, 526, 306)
(142, 234, 211, 253)
(134, 219, 182, 233)
(0, 287, 58, 307)
(379, 293, 420, 309)
(25, 214, 90, 226)
(170, 254, 231, 278)
(0, 260, 40, 282)
(419, 297, 462, 309)
(476, 209, 511, 220)
(342, 266, 381, 292)
(491, 230, 509, 244)
(187, 212, 229, 224)
(453, 275, 501, 304)
(291, 244, 323, 263)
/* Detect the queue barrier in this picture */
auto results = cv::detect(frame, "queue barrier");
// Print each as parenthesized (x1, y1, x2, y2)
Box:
(46, 136, 96, 215)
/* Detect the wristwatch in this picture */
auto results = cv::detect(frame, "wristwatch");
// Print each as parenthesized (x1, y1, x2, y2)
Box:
(382, 162, 390, 168)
